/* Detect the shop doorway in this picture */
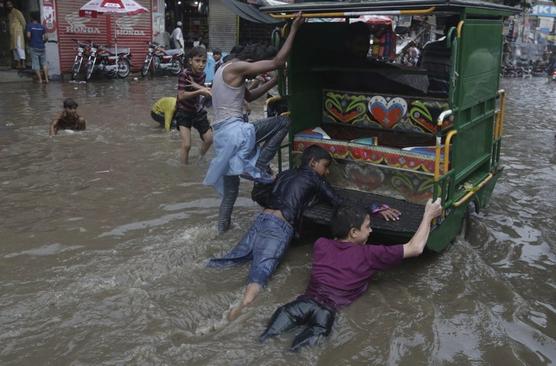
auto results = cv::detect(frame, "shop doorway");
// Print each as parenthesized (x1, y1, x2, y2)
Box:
(165, 0, 208, 49)
(0, 0, 40, 67)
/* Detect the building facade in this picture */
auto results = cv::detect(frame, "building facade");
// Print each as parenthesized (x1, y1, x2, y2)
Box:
(1, 0, 165, 77)
(46, 0, 164, 78)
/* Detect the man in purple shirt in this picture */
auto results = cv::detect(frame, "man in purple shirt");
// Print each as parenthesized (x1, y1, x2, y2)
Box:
(260, 198, 443, 351)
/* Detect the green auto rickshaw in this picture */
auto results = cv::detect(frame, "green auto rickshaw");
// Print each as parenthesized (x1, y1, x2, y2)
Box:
(261, 0, 518, 251)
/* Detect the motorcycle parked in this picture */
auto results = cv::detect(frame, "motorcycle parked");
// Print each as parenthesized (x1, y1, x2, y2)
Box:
(502, 61, 521, 78)
(531, 60, 547, 77)
(141, 42, 184, 77)
(71, 39, 91, 81)
(515, 57, 532, 78)
(85, 43, 132, 81)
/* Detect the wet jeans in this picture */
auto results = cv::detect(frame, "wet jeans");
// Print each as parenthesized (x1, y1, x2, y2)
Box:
(217, 115, 289, 234)
(259, 296, 336, 351)
(209, 213, 294, 286)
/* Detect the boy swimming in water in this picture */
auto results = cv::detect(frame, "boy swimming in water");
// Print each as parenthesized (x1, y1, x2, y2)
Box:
(208, 145, 400, 321)
(260, 198, 442, 351)
(49, 98, 86, 136)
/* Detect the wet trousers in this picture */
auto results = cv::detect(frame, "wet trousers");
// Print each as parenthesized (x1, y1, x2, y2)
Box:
(259, 296, 336, 351)
(208, 213, 294, 286)
(217, 115, 289, 234)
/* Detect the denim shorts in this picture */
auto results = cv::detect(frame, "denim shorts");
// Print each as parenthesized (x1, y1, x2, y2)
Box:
(30, 48, 46, 71)
(208, 213, 294, 286)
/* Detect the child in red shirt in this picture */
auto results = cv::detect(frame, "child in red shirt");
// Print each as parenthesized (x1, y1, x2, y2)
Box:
(260, 198, 442, 351)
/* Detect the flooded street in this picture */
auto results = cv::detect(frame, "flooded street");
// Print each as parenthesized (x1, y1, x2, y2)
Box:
(1, 77, 555, 365)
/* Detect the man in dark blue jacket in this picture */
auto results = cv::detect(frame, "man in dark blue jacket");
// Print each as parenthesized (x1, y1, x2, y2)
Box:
(208, 145, 400, 321)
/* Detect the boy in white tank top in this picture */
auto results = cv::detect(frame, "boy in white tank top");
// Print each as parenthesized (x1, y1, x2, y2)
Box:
(203, 13, 305, 234)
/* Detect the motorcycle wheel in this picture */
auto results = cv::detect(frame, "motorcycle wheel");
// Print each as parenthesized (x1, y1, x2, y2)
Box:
(85, 60, 95, 81)
(141, 57, 152, 77)
(71, 57, 83, 80)
(117, 58, 131, 78)
(170, 59, 183, 76)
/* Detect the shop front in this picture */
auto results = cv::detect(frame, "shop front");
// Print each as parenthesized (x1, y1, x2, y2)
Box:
(1, 0, 162, 77)
(54, 0, 158, 77)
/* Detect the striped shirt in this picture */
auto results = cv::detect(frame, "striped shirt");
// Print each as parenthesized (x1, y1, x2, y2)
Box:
(177, 68, 206, 112)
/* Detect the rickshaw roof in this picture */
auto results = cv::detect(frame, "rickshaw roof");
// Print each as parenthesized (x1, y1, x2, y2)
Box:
(260, 0, 520, 16)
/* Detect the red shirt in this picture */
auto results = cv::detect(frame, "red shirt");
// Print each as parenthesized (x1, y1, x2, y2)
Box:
(177, 68, 206, 112)
(304, 237, 404, 310)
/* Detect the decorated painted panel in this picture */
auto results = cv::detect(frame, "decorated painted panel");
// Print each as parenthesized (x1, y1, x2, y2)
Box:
(322, 89, 451, 134)
(293, 137, 443, 174)
(292, 137, 443, 204)
(292, 149, 434, 204)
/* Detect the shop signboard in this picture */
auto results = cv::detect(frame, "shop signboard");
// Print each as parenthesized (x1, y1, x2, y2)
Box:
(531, 5, 556, 18)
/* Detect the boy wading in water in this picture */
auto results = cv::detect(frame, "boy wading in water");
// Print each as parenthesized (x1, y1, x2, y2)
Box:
(49, 98, 86, 136)
(203, 13, 305, 235)
(175, 46, 213, 164)
(259, 199, 442, 351)
(208, 145, 400, 321)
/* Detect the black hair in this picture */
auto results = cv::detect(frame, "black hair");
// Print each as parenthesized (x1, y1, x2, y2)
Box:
(330, 205, 369, 240)
(212, 48, 222, 55)
(229, 44, 244, 55)
(188, 46, 207, 59)
(63, 98, 78, 109)
(30, 11, 40, 22)
(300, 145, 332, 167)
(236, 42, 277, 62)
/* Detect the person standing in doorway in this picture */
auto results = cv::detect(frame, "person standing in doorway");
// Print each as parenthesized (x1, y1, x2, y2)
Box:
(171, 21, 184, 52)
(7, 1, 26, 70)
(26, 12, 48, 83)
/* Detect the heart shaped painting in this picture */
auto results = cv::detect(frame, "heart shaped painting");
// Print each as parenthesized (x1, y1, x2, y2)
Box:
(368, 96, 408, 129)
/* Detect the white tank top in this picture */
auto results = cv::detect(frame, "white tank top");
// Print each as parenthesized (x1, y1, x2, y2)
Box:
(211, 62, 246, 124)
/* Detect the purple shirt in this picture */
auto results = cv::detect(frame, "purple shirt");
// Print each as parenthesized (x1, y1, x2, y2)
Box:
(304, 237, 404, 310)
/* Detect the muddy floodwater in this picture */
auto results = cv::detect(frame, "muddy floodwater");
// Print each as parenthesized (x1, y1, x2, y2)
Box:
(1, 77, 555, 365)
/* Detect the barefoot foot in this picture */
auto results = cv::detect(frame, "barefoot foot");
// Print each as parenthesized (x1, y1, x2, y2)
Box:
(227, 305, 243, 321)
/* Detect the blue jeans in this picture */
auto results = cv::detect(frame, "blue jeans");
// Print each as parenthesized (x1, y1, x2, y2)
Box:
(208, 213, 294, 286)
(253, 115, 290, 170)
(217, 115, 290, 233)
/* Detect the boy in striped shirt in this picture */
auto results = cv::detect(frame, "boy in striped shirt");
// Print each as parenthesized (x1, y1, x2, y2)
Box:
(176, 47, 213, 164)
